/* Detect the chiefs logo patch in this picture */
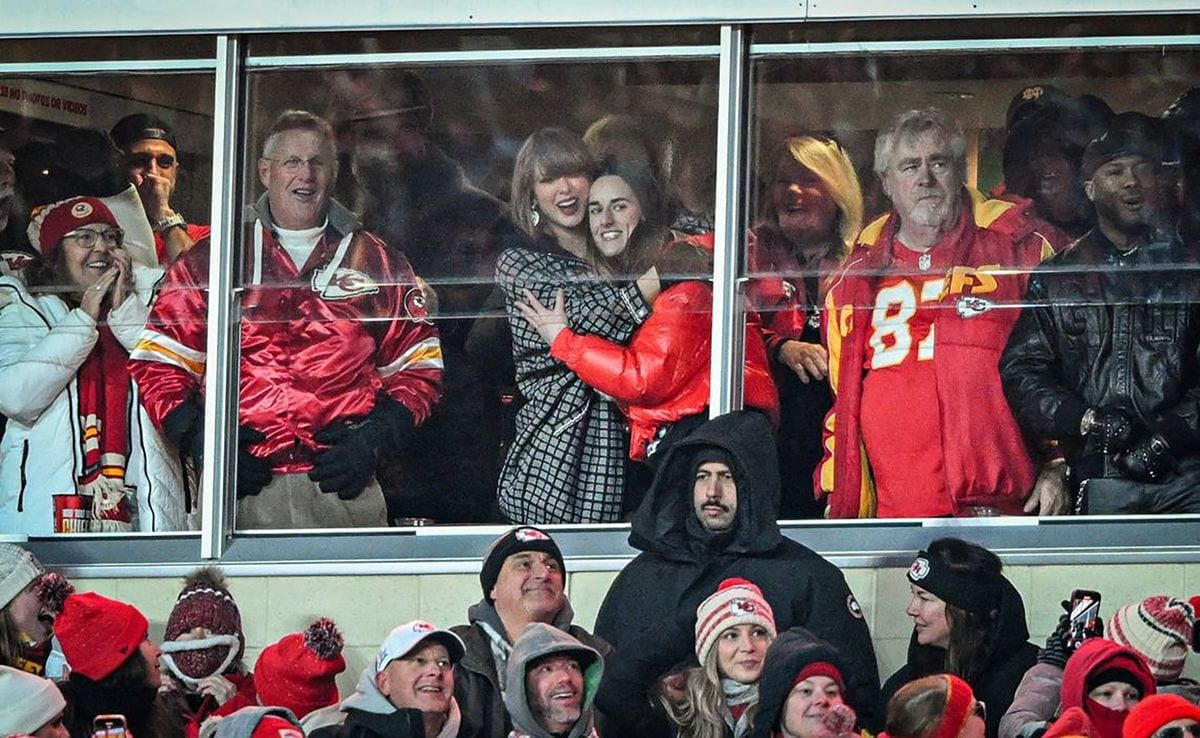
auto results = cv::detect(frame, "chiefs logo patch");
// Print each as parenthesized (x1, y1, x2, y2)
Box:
(412, 621, 435, 634)
(847, 594, 864, 619)
(70, 201, 94, 219)
(404, 286, 434, 325)
(515, 527, 550, 542)
(909, 557, 931, 581)
(729, 598, 757, 616)
(312, 267, 379, 301)
(0, 252, 34, 275)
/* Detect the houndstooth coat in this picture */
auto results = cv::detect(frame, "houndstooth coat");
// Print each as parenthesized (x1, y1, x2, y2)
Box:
(495, 236, 651, 523)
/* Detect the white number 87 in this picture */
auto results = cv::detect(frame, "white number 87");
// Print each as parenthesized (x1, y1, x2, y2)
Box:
(868, 279, 943, 369)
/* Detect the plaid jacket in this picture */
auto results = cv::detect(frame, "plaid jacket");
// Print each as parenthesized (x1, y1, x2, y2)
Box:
(494, 237, 650, 523)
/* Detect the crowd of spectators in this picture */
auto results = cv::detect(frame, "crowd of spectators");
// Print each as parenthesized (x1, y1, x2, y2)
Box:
(2, 72, 1200, 530)
(2, 415, 1198, 737)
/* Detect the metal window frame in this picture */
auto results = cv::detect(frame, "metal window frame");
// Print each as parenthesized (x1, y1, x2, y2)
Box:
(6, 18, 1200, 576)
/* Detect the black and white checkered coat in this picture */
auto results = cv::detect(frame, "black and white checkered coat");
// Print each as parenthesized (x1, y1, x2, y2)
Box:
(495, 237, 651, 523)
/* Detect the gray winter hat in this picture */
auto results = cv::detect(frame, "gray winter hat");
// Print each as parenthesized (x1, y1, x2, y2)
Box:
(0, 543, 45, 610)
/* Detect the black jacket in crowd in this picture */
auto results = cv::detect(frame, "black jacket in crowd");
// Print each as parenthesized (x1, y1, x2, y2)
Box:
(1000, 229, 1200, 469)
(593, 410, 883, 736)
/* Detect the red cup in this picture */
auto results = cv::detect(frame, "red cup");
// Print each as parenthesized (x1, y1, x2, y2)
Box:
(53, 494, 93, 533)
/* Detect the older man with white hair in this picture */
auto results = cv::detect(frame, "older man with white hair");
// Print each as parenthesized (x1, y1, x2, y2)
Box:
(818, 107, 1056, 519)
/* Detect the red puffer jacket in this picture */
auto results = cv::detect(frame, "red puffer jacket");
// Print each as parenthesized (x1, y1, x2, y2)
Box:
(550, 280, 779, 460)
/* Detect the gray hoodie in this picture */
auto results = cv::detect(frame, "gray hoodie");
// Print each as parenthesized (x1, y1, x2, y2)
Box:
(200, 707, 302, 738)
(503, 624, 603, 738)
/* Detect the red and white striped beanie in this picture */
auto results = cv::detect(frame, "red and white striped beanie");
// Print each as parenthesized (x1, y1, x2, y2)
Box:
(694, 577, 777, 666)
(1106, 595, 1199, 682)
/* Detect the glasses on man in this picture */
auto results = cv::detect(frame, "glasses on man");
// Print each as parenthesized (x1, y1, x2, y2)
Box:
(63, 227, 125, 249)
(972, 700, 987, 723)
(1153, 724, 1200, 738)
(265, 156, 331, 174)
(125, 153, 176, 170)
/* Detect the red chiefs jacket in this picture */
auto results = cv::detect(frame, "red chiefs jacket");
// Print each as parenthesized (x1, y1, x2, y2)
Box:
(816, 190, 1051, 518)
(550, 280, 779, 461)
(129, 197, 442, 474)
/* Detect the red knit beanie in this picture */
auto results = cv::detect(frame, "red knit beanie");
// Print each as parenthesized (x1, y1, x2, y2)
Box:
(28, 197, 119, 260)
(792, 661, 846, 693)
(1123, 695, 1200, 738)
(1106, 596, 1197, 682)
(255, 618, 346, 719)
(55, 592, 149, 681)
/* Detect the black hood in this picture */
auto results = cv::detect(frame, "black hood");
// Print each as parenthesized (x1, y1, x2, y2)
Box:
(629, 410, 782, 562)
(753, 628, 860, 738)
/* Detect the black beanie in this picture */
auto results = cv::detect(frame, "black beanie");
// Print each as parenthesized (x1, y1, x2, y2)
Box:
(690, 446, 736, 479)
(479, 527, 565, 603)
(1087, 667, 1144, 697)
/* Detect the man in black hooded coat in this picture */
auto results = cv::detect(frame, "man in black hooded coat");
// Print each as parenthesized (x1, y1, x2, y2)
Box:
(593, 411, 882, 735)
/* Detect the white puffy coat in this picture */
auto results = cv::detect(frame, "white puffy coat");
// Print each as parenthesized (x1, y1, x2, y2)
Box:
(0, 267, 194, 534)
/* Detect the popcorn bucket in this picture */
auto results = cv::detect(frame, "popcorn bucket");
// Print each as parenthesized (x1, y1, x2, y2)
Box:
(53, 494, 93, 533)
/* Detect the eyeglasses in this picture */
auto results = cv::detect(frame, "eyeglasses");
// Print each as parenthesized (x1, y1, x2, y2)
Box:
(125, 152, 176, 169)
(972, 700, 987, 723)
(63, 227, 124, 248)
(1153, 724, 1200, 738)
(263, 156, 331, 174)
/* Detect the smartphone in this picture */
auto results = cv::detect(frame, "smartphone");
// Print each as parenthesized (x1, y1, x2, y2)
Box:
(1067, 589, 1102, 649)
(92, 714, 128, 738)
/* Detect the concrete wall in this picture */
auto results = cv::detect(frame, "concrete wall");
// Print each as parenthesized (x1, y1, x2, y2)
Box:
(71, 561, 1200, 696)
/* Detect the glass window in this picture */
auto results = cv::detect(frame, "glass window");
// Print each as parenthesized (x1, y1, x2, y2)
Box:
(0, 70, 215, 536)
(234, 50, 719, 529)
(745, 31, 1200, 520)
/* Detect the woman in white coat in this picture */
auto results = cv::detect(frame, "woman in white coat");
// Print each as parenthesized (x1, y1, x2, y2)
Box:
(0, 195, 189, 534)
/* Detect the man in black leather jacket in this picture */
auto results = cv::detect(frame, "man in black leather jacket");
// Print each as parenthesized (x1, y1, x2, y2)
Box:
(1000, 114, 1200, 515)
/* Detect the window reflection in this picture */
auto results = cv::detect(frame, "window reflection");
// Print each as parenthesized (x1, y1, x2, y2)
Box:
(0, 73, 214, 534)
(748, 45, 1200, 520)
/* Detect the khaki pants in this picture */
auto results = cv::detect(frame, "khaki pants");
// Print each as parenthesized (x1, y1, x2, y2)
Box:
(236, 473, 387, 529)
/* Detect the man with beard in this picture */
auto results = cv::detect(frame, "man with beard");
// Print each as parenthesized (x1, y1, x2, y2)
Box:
(818, 107, 1055, 519)
(451, 527, 610, 738)
(503, 624, 602, 738)
(1001, 115, 1200, 515)
(343, 70, 515, 523)
(594, 411, 881, 737)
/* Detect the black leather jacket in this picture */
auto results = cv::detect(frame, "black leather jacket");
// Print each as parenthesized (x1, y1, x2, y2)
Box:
(1000, 228, 1200, 469)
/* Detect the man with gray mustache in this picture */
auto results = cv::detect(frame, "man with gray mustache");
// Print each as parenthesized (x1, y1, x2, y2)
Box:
(818, 107, 1057, 520)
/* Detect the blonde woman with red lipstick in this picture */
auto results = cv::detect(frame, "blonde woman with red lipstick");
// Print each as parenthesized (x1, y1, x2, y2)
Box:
(495, 128, 661, 524)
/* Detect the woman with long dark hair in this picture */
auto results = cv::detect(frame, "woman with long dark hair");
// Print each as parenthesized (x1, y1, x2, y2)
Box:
(495, 128, 661, 523)
(882, 538, 1038, 738)
(516, 157, 777, 467)
(55, 592, 176, 738)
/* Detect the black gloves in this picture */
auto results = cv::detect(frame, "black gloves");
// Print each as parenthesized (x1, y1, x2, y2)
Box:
(162, 396, 205, 467)
(1037, 614, 1072, 668)
(309, 392, 415, 500)
(160, 397, 272, 498)
(1082, 408, 1136, 454)
(234, 427, 273, 498)
(1116, 434, 1175, 483)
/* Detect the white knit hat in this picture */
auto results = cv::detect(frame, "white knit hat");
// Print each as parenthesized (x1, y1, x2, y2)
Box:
(694, 577, 777, 666)
(0, 543, 44, 610)
(1107, 595, 1200, 682)
(0, 665, 66, 735)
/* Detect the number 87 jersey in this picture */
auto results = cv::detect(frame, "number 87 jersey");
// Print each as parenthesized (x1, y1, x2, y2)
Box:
(815, 191, 1053, 519)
